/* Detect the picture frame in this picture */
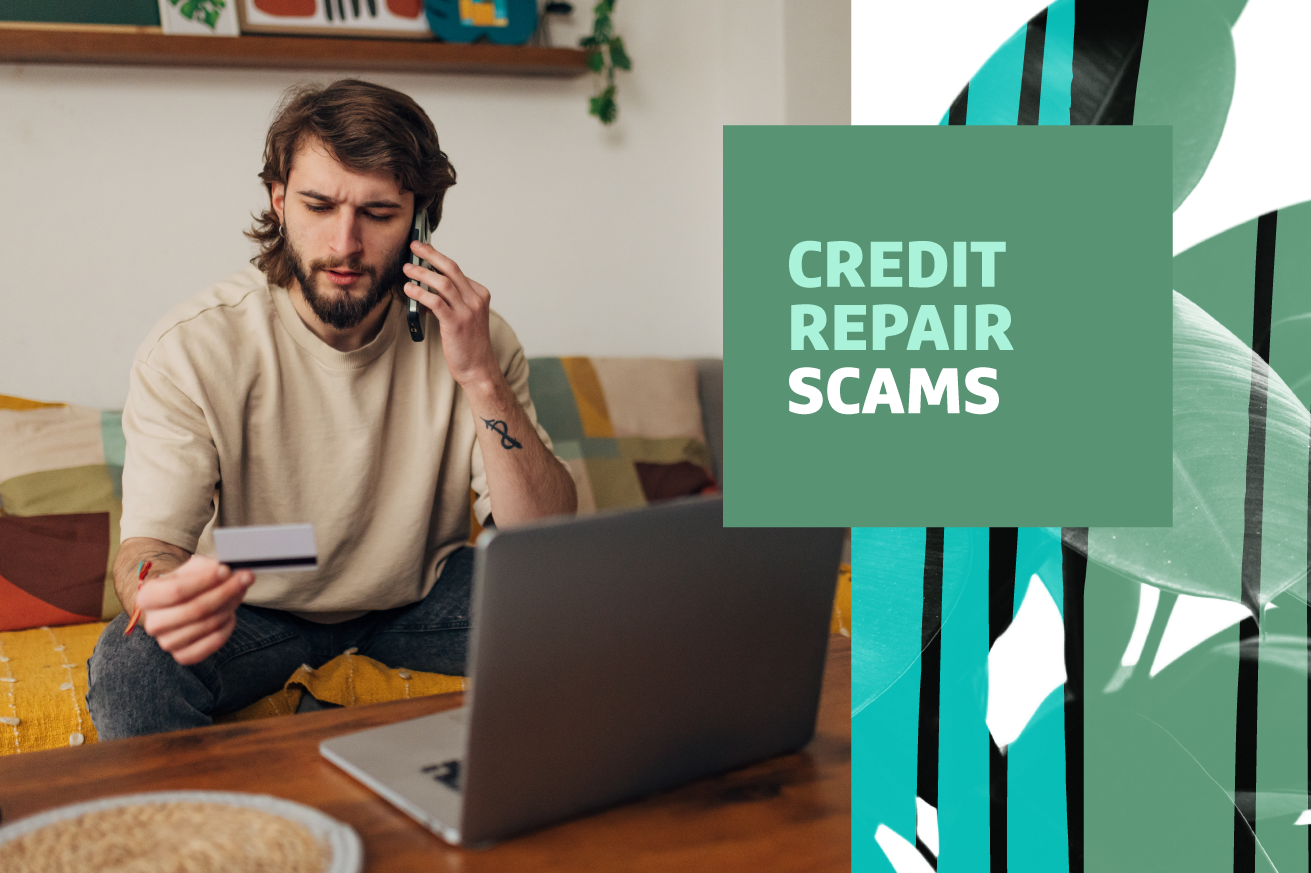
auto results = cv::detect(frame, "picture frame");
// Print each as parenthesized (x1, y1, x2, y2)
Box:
(157, 0, 241, 36)
(236, 0, 432, 40)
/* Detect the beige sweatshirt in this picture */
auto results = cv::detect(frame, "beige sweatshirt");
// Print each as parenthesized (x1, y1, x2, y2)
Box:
(120, 266, 553, 621)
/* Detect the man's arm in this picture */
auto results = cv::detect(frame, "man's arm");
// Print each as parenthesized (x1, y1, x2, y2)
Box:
(464, 370, 578, 527)
(403, 241, 577, 525)
(114, 537, 255, 665)
(113, 537, 189, 616)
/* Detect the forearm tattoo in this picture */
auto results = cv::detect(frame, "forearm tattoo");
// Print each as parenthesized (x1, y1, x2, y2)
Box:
(482, 417, 523, 450)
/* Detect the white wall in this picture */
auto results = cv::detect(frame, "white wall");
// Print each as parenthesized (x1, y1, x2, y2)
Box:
(784, 0, 850, 125)
(0, 2, 848, 410)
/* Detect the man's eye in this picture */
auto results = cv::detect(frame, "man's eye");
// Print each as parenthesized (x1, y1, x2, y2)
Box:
(305, 203, 331, 213)
(363, 212, 394, 222)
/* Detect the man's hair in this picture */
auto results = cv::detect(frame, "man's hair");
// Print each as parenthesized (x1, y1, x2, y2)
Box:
(247, 79, 457, 289)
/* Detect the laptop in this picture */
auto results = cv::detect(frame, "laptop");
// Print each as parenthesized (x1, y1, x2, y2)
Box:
(319, 496, 844, 847)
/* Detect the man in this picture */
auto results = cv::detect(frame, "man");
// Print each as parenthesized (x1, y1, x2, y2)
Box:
(87, 80, 577, 740)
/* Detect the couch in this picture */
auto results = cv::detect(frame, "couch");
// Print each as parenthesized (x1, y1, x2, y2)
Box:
(0, 356, 849, 754)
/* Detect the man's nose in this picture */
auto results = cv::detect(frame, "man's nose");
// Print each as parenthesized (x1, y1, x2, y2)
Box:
(330, 211, 363, 257)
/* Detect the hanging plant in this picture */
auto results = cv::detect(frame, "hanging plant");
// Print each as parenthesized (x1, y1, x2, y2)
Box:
(579, 0, 631, 124)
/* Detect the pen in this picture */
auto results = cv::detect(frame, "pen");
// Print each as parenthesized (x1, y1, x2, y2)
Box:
(122, 561, 152, 636)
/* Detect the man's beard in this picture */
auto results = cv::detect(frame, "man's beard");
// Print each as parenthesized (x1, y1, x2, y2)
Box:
(285, 231, 409, 331)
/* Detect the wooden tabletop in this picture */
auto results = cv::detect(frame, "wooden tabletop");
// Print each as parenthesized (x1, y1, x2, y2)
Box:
(0, 636, 849, 871)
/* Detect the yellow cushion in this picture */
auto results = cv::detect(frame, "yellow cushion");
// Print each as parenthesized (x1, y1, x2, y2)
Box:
(0, 621, 106, 755)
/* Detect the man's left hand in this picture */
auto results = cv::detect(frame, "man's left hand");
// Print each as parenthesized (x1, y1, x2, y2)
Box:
(403, 241, 500, 388)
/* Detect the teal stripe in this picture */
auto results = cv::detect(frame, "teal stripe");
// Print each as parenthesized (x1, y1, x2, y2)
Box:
(937, 528, 991, 873)
(524, 357, 584, 441)
(100, 410, 125, 467)
(965, 21, 1027, 124)
(100, 411, 126, 501)
(852, 527, 926, 873)
(1007, 528, 1069, 873)
(1038, 0, 1075, 125)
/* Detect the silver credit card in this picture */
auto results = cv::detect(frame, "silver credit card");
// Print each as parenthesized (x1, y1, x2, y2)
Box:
(214, 523, 317, 572)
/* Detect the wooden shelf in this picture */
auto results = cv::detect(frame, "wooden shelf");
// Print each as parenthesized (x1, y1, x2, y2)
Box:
(0, 26, 589, 77)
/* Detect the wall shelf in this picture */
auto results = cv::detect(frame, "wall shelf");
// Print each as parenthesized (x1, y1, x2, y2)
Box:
(0, 26, 589, 77)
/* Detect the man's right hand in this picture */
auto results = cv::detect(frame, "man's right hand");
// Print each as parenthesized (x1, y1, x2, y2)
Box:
(136, 556, 256, 666)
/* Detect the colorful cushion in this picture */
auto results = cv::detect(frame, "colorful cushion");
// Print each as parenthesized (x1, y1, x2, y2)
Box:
(0, 396, 125, 631)
(528, 357, 718, 513)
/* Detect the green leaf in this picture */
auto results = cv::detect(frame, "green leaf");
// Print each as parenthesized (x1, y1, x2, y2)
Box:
(592, 8, 612, 39)
(588, 85, 618, 124)
(586, 49, 605, 72)
(579, 34, 598, 48)
(1078, 290, 1311, 617)
(1134, 0, 1235, 211)
(608, 36, 631, 70)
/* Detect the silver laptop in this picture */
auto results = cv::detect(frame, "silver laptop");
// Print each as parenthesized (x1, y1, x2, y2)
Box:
(319, 496, 843, 847)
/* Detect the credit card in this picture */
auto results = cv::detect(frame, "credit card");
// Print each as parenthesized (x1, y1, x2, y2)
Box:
(214, 523, 317, 572)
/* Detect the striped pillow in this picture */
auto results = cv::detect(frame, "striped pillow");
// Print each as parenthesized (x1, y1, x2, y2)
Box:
(0, 396, 125, 631)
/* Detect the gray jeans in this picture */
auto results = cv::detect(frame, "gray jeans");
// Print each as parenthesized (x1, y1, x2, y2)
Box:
(87, 546, 473, 741)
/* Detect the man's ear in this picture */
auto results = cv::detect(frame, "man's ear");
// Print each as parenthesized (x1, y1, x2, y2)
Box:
(271, 181, 286, 227)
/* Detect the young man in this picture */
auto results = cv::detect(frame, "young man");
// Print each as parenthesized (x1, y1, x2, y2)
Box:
(87, 80, 577, 740)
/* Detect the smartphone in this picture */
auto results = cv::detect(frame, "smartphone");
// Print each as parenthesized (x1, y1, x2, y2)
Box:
(406, 208, 432, 342)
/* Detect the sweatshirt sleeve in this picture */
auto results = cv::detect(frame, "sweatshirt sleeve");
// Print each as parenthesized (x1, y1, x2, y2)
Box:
(119, 358, 220, 552)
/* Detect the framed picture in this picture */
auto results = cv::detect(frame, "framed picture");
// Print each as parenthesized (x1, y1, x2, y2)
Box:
(236, 0, 432, 39)
(158, 0, 241, 35)
(425, 0, 537, 44)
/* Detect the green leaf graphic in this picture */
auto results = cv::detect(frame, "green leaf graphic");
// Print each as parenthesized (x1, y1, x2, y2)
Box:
(1073, 291, 1309, 615)
(1134, 0, 1236, 210)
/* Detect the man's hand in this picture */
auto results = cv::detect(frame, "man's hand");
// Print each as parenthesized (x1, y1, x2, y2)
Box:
(401, 241, 577, 525)
(136, 556, 256, 666)
(402, 241, 499, 388)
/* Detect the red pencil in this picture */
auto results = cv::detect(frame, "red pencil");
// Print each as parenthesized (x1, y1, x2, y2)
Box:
(122, 561, 153, 636)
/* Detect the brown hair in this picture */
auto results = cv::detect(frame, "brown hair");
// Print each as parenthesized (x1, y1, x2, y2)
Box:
(246, 79, 457, 288)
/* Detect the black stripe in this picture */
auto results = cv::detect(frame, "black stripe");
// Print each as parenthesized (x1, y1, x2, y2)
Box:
(1234, 614, 1260, 873)
(1069, 0, 1149, 125)
(988, 527, 1018, 873)
(916, 528, 945, 870)
(1017, 8, 1048, 125)
(1252, 212, 1278, 363)
(1062, 527, 1088, 873)
(915, 837, 938, 870)
(1234, 214, 1277, 873)
(948, 84, 969, 126)
(225, 557, 318, 570)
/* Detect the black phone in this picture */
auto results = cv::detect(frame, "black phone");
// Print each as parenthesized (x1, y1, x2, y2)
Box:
(406, 208, 432, 342)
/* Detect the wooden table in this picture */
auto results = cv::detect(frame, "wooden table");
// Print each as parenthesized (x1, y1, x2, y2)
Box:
(0, 637, 849, 872)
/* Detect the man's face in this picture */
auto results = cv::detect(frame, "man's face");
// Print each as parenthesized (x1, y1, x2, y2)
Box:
(272, 140, 415, 330)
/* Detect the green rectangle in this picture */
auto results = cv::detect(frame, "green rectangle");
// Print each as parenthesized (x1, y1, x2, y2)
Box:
(1, 0, 160, 26)
(723, 126, 1172, 527)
